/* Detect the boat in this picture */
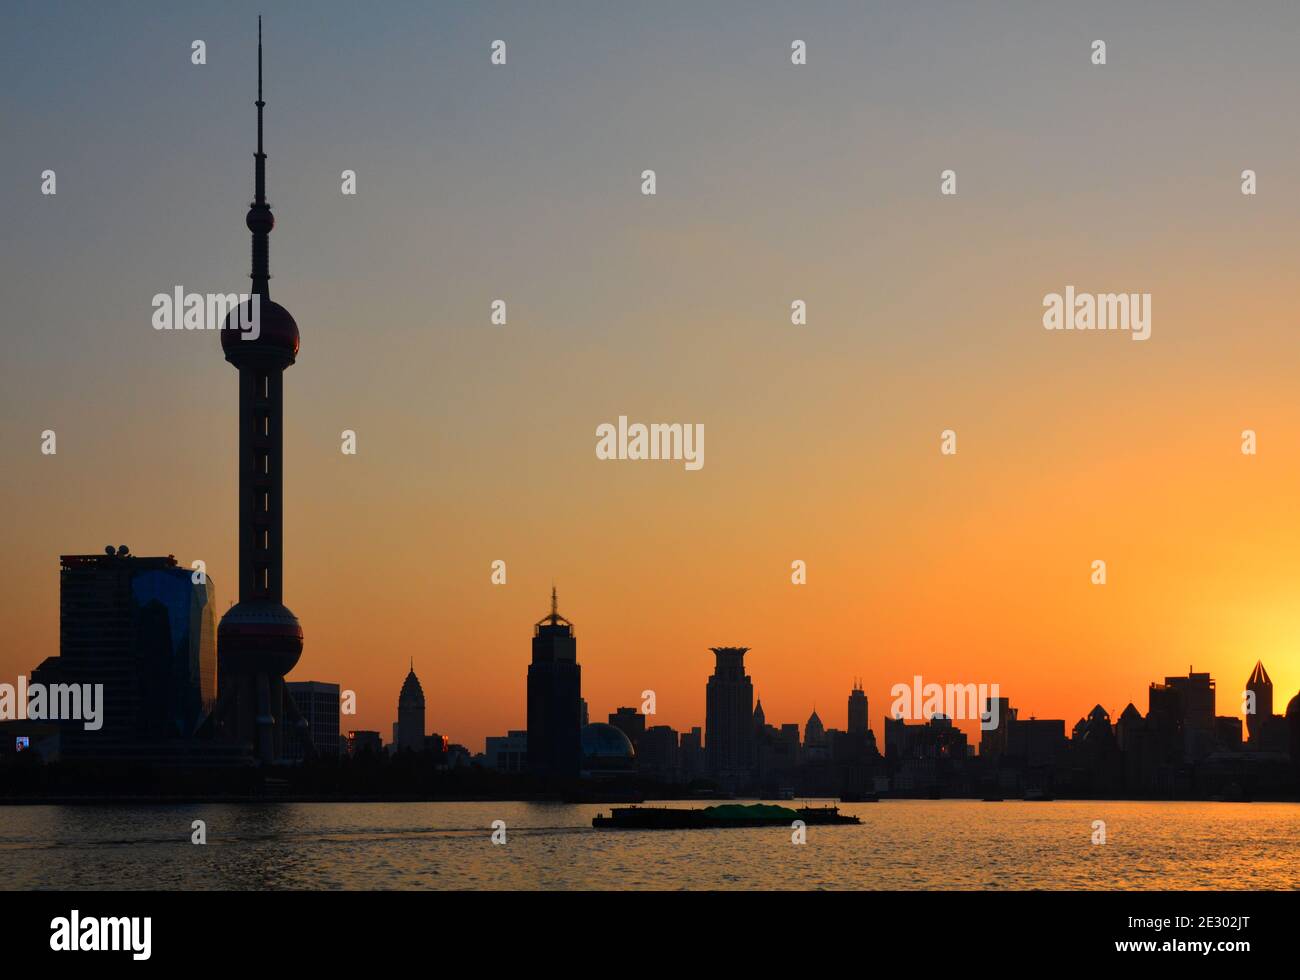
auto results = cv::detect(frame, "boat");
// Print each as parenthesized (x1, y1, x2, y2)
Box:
(592, 803, 861, 830)
(981, 796, 1005, 802)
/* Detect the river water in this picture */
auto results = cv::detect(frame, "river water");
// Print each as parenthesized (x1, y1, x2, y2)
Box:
(3, 799, 1297, 890)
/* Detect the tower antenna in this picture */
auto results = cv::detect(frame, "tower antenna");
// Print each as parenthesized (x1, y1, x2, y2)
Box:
(248, 15, 272, 295)
(256, 15, 265, 201)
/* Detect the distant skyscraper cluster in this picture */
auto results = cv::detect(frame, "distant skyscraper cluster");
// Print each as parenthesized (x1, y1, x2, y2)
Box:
(472, 621, 1300, 800)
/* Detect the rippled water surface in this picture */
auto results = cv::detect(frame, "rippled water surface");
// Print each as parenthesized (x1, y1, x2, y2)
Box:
(3, 800, 1298, 890)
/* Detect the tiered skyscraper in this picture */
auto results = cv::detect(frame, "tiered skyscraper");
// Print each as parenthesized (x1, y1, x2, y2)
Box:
(705, 646, 754, 788)
(211, 21, 311, 764)
(527, 589, 582, 779)
(397, 663, 426, 751)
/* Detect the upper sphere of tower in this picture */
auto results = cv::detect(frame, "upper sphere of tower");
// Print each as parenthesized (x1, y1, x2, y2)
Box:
(221, 297, 300, 367)
(246, 204, 274, 236)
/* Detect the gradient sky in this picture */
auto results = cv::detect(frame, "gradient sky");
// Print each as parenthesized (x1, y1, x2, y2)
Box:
(4, 1, 1300, 751)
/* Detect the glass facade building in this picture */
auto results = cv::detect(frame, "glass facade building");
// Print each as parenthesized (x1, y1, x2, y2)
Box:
(31, 550, 216, 758)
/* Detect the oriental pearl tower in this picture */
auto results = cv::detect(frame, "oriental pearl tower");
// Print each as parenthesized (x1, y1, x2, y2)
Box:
(212, 19, 312, 764)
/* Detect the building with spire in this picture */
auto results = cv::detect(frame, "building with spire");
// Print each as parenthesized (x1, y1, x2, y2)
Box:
(1245, 660, 1289, 751)
(705, 646, 754, 789)
(804, 708, 826, 747)
(1246, 660, 1273, 743)
(210, 20, 311, 764)
(527, 589, 582, 780)
(397, 662, 426, 751)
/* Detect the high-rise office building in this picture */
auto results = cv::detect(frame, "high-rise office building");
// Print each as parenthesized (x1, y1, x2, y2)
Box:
(679, 726, 705, 780)
(979, 696, 1015, 760)
(527, 589, 582, 779)
(638, 725, 680, 779)
(33, 549, 217, 758)
(848, 682, 868, 736)
(285, 681, 340, 760)
(1155, 668, 1216, 731)
(396, 663, 426, 751)
(608, 706, 646, 749)
(1148, 667, 1218, 762)
(705, 646, 754, 787)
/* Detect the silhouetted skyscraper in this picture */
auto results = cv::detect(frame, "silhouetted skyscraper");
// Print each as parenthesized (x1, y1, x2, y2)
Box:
(1246, 660, 1273, 743)
(285, 681, 340, 760)
(527, 589, 581, 779)
(212, 20, 311, 764)
(1162, 668, 1216, 731)
(397, 663, 426, 751)
(979, 696, 1015, 760)
(33, 549, 216, 758)
(848, 682, 868, 736)
(1287, 692, 1300, 784)
(804, 708, 826, 747)
(705, 646, 754, 787)
(608, 706, 645, 749)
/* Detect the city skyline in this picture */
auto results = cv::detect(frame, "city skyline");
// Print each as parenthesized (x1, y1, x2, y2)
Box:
(7, 1, 1300, 756)
(362, 590, 1287, 760)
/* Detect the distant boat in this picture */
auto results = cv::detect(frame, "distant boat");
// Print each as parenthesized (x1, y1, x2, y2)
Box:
(592, 803, 861, 830)
(981, 796, 1004, 802)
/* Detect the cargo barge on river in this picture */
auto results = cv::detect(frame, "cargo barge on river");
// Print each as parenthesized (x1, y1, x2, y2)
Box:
(592, 803, 860, 830)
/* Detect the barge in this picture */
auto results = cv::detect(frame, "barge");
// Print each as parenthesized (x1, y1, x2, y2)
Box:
(592, 802, 861, 830)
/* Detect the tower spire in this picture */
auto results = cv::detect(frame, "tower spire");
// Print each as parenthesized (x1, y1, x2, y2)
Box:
(551, 586, 558, 619)
(247, 15, 273, 296)
(256, 15, 265, 198)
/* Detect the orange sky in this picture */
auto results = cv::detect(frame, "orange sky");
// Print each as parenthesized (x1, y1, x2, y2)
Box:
(4, 3, 1300, 752)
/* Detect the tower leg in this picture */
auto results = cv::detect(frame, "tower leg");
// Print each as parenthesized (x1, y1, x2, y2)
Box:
(256, 671, 275, 763)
